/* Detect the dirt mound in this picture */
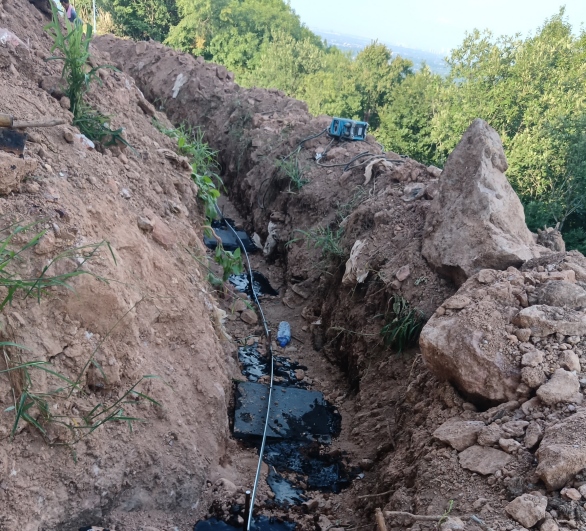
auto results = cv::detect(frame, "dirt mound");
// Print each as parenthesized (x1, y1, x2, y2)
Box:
(0, 2, 237, 529)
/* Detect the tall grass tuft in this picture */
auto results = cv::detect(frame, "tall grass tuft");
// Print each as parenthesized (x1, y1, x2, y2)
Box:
(44, 3, 126, 145)
(380, 296, 425, 353)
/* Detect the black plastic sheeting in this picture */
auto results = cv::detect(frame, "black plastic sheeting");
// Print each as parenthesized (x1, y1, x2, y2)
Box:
(204, 219, 258, 253)
(233, 382, 340, 444)
(238, 343, 308, 386)
(229, 272, 279, 298)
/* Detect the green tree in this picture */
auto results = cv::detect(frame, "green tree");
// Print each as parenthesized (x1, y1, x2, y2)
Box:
(376, 65, 441, 164)
(354, 41, 413, 128)
(91, 0, 179, 41)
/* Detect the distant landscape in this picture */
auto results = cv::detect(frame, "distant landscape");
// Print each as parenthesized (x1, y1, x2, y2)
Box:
(314, 29, 450, 76)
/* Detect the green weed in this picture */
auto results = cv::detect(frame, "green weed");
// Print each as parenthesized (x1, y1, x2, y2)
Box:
(153, 120, 223, 220)
(290, 226, 345, 259)
(214, 244, 244, 282)
(380, 296, 425, 353)
(44, 3, 124, 145)
(336, 186, 369, 223)
(0, 224, 162, 445)
(277, 157, 309, 191)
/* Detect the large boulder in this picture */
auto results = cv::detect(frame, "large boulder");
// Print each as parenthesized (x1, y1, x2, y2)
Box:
(536, 410, 586, 489)
(422, 119, 546, 285)
(420, 268, 525, 404)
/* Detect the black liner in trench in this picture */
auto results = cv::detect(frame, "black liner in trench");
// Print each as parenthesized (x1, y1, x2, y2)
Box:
(238, 343, 308, 387)
(234, 346, 358, 507)
(229, 271, 279, 298)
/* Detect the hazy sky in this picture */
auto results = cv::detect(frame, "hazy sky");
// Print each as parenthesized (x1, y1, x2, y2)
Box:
(288, 0, 586, 53)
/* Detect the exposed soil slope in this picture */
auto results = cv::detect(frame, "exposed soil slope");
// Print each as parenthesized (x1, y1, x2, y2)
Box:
(0, 1, 238, 529)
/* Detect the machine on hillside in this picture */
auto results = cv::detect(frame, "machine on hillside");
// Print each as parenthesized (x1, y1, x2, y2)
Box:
(328, 117, 368, 141)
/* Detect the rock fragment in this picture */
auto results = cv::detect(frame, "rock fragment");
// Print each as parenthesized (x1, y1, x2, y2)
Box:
(513, 305, 586, 338)
(505, 493, 547, 528)
(536, 410, 586, 489)
(433, 420, 485, 451)
(536, 369, 580, 405)
(458, 445, 512, 475)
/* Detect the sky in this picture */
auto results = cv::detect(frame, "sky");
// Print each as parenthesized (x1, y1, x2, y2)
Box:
(288, 0, 586, 53)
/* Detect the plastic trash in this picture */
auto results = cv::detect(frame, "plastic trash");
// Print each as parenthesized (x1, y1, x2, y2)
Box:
(277, 321, 291, 348)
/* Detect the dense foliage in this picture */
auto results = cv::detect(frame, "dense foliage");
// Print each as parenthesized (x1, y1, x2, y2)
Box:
(78, 0, 586, 250)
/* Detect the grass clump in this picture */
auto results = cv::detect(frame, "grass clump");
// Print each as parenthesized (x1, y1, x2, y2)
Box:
(277, 157, 309, 192)
(153, 120, 223, 221)
(0, 222, 162, 445)
(154, 119, 244, 286)
(44, 3, 126, 146)
(291, 226, 345, 259)
(380, 296, 425, 353)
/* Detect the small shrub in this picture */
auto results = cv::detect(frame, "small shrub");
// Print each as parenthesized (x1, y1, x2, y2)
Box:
(380, 296, 425, 353)
(214, 244, 244, 282)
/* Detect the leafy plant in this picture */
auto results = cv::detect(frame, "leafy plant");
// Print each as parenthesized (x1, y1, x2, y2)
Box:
(380, 296, 425, 353)
(277, 157, 309, 191)
(44, 2, 124, 144)
(214, 244, 243, 282)
(290, 226, 345, 259)
(153, 120, 223, 220)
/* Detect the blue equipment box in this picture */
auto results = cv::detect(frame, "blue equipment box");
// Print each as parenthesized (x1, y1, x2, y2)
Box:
(328, 117, 368, 141)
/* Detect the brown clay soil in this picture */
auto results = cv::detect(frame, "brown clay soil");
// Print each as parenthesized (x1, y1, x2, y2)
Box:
(1, 1, 585, 530)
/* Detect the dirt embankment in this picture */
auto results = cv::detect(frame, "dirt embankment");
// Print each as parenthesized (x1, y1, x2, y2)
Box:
(0, 1, 239, 529)
(100, 35, 586, 531)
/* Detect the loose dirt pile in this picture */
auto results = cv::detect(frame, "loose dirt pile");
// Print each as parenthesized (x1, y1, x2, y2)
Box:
(0, 1, 241, 529)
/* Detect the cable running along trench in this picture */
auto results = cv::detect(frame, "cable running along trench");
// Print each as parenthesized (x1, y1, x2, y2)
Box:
(215, 131, 408, 529)
(214, 204, 273, 531)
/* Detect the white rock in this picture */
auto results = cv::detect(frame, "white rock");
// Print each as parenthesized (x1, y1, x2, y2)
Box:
(433, 420, 485, 451)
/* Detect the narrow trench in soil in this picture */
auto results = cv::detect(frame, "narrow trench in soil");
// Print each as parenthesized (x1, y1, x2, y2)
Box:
(198, 196, 369, 530)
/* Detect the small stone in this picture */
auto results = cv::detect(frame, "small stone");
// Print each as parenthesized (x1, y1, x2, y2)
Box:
(499, 438, 522, 453)
(137, 216, 154, 232)
(502, 420, 529, 438)
(477, 423, 504, 446)
(294, 369, 305, 381)
(395, 265, 411, 282)
(522, 350, 544, 367)
(477, 269, 497, 284)
(524, 421, 544, 450)
(459, 445, 513, 475)
(433, 420, 485, 451)
(120, 188, 131, 199)
(578, 485, 586, 498)
(559, 350, 581, 372)
(444, 295, 472, 310)
(233, 299, 247, 313)
(63, 131, 74, 143)
(302, 499, 319, 512)
(561, 487, 582, 501)
(240, 310, 258, 325)
(522, 366, 547, 389)
(439, 517, 465, 531)
(516, 328, 532, 343)
(540, 519, 559, 531)
(505, 494, 548, 528)
(59, 96, 71, 109)
(536, 368, 580, 405)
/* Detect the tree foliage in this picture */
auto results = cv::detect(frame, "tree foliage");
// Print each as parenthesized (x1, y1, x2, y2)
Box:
(92, 0, 586, 252)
